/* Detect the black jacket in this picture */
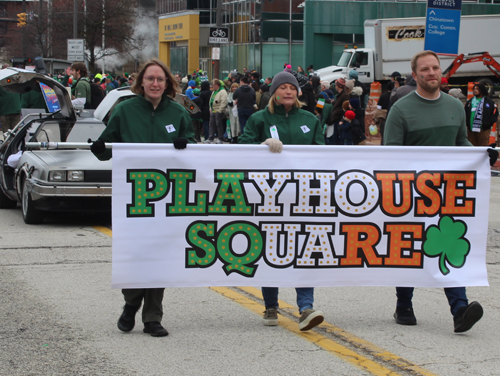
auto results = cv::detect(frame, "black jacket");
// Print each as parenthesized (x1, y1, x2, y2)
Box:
(465, 96, 498, 130)
(198, 81, 211, 121)
(328, 89, 350, 124)
(299, 83, 316, 114)
(90, 83, 104, 109)
(233, 85, 256, 109)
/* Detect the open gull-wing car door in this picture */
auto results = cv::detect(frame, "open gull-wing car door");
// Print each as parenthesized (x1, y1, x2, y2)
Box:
(0, 68, 76, 121)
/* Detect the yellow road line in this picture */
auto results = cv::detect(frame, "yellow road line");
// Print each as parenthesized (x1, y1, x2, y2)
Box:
(93, 226, 113, 238)
(237, 287, 438, 376)
(212, 286, 403, 376)
(93, 227, 438, 376)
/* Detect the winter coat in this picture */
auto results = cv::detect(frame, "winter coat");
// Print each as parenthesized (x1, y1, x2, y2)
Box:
(465, 96, 498, 131)
(328, 89, 350, 124)
(198, 81, 211, 121)
(93, 94, 196, 161)
(233, 85, 256, 109)
(299, 83, 316, 114)
(239, 105, 324, 145)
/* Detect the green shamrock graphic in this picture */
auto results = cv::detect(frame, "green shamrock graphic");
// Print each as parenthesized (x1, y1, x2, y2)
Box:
(423, 216, 471, 276)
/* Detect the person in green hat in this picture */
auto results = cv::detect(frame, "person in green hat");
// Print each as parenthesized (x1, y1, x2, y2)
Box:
(105, 75, 115, 95)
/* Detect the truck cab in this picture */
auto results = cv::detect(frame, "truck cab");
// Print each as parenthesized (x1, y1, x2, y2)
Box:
(315, 48, 374, 85)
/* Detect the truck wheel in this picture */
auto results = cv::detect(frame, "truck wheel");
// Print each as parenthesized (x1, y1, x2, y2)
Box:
(478, 78, 495, 97)
(21, 178, 44, 224)
(0, 187, 17, 209)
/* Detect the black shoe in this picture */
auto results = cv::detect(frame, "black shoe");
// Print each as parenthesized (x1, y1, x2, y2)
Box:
(143, 321, 169, 337)
(117, 303, 141, 332)
(454, 301, 483, 333)
(394, 306, 417, 325)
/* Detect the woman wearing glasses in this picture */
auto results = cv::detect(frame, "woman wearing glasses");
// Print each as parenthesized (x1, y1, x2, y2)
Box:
(91, 59, 195, 337)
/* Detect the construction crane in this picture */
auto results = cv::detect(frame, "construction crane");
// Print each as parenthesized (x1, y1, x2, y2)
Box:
(443, 51, 500, 96)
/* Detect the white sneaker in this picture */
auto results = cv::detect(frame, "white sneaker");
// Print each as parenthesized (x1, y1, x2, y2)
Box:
(216, 139, 223, 144)
(203, 139, 214, 144)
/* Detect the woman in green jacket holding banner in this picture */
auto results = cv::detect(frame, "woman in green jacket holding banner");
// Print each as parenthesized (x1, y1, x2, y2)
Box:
(91, 59, 195, 337)
(239, 72, 325, 331)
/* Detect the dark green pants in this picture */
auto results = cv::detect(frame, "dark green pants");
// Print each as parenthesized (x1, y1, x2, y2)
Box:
(122, 288, 164, 323)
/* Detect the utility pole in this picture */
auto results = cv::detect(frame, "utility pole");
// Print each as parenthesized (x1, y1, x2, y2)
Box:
(73, 0, 78, 39)
(22, 0, 26, 59)
(214, 0, 222, 79)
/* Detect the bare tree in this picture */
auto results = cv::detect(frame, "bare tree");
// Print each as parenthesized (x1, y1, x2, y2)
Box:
(45, 0, 146, 72)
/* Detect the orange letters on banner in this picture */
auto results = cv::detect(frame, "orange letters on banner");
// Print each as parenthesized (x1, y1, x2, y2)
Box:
(376, 173, 415, 216)
(340, 224, 383, 266)
(384, 224, 424, 267)
(442, 173, 475, 215)
(415, 172, 442, 216)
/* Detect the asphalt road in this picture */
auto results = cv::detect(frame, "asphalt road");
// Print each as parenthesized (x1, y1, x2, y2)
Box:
(1, 175, 500, 376)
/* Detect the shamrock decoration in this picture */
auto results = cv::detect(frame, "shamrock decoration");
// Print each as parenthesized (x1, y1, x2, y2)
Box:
(423, 216, 470, 276)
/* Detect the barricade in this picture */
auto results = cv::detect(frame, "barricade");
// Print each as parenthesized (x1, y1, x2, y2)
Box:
(369, 82, 382, 104)
(489, 122, 497, 145)
(364, 82, 382, 143)
(467, 82, 476, 100)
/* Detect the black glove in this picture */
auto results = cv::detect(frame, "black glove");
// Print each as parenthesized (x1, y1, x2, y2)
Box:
(90, 139, 106, 154)
(173, 137, 188, 150)
(488, 148, 498, 166)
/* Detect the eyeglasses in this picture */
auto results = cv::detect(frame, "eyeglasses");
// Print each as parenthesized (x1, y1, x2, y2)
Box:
(144, 76, 166, 84)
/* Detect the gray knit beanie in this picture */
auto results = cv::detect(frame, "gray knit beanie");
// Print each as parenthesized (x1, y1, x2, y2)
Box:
(269, 72, 300, 96)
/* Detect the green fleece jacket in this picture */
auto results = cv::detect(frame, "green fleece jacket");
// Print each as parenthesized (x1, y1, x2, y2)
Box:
(384, 91, 471, 146)
(72, 77, 91, 104)
(239, 104, 325, 145)
(93, 94, 196, 161)
(21, 91, 49, 112)
(0, 86, 21, 116)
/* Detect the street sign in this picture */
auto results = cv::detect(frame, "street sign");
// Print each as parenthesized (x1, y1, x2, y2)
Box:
(424, 0, 462, 55)
(209, 28, 229, 44)
(67, 39, 85, 62)
(212, 47, 220, 60)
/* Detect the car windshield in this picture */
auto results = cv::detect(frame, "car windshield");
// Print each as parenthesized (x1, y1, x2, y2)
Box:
(336, 52, 352, 67)
(31, 121, 106, 143)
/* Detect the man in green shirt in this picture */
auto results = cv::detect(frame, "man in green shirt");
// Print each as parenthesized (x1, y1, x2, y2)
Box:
(384, 50, 497, 333)
(70, 62, 91, 109)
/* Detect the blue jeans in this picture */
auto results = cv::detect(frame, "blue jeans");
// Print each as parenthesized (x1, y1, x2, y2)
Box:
(238, 108, 254, 135)
(262, 287, 314, 313)
(396, 287, 468, 316)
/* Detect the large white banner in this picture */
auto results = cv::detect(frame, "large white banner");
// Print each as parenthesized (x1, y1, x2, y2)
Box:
(111, 144, 491, 289)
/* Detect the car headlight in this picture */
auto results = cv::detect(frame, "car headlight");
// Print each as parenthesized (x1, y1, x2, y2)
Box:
(48, 170, 84, 181)
(67, 171, 84, 181)
(49, 171, 66, 181)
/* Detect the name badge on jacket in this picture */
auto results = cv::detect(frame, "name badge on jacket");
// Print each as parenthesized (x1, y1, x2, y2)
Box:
(165, 124, 175, 133)
(270, 125, 280, 140)
(301, 125, 310, 133)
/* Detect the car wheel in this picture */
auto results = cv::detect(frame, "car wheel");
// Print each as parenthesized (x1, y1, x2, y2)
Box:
(22, 178, 44, 224)
(0, 187, 17, 209)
